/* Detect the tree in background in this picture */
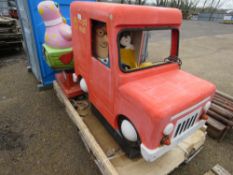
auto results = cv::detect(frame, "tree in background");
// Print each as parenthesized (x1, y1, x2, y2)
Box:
(119, 0, 225, 20)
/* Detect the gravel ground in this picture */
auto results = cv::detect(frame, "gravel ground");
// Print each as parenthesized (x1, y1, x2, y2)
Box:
(0, 53, 100, 175)
(0, 21, 233, 175)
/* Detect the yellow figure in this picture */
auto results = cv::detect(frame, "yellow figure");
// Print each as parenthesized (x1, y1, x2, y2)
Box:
(140, 61, 153, 68)
(119, 31, 137, 70)
(120, 49, 137, 69)
(119, 31, 153, 70)
(120, 49, 152, 70)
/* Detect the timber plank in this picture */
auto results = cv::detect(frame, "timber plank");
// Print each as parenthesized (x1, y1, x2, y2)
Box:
(204, 164, 231, 175)
(54, 81, 118, 175)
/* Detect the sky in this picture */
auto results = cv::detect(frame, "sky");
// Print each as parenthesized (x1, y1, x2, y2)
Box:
(144, 0, 233, 9)
(197, 0, 233, 9)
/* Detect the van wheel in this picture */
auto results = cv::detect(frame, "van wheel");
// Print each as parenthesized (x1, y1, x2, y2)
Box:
(118, 118, 141, 158)
(80, 78, 88, 93)
(120, 119, 138, 142)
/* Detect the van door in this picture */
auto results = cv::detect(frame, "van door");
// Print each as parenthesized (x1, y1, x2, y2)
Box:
(91, 58, 113, 116)
(90, 20, 114, 119)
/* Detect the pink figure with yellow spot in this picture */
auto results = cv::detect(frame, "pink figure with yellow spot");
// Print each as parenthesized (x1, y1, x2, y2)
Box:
(38, 0, 72, 49)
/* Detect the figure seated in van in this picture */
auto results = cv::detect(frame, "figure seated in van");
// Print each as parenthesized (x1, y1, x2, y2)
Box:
(119, 30, 153, 71)
(93, 21, 110, 67)
(119, 31, 137, 70)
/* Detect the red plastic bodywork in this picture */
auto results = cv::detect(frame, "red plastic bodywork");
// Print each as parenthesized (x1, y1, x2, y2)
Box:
(56, 72, 83, 99)
(70, 2, 216, 149)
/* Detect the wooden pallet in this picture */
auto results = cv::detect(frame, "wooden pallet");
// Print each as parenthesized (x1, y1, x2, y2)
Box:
(54, 81, 207, 175)
(206, 91, 233, 141)
(204, 164, 231, 175)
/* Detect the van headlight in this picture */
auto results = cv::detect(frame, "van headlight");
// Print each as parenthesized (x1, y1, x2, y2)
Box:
(203, 101, 211, 113)
(163, 123, 174, 135)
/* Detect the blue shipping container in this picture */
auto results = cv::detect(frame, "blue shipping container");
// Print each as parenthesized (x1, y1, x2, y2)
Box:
(16, 0, 95, 89)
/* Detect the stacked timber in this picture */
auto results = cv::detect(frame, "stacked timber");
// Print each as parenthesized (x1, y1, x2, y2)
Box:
(0, 16, 22, 53)
(206, 91, 233, 141)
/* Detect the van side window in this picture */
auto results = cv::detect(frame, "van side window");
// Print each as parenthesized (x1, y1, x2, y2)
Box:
(92, 20, 110, 67)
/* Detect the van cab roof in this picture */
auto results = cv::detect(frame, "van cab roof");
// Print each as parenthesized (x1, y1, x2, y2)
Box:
(71, 2, 182, 27)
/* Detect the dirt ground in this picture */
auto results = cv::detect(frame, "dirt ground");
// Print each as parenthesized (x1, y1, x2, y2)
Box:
(0, 21, 233, 175)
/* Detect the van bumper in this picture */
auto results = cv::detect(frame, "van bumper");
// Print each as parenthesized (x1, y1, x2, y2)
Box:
(140, 120, 206, 162)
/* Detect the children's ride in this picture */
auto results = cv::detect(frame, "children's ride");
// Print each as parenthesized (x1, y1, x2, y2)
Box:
(38, 0, 73, 69)
(70, 2, 216, 162)
(38, 1, 82, 98)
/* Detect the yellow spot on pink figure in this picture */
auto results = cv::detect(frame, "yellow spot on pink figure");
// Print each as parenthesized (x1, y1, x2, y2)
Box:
(45, 34, 49, 42)
(38, 8, 44, 15)
(62, 17, 67, 24)
(49, 4, 55, 11)
(52, 34, 57, 39)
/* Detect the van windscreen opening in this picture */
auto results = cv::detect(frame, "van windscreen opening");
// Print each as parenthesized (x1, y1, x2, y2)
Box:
(118, 28, 179, 72)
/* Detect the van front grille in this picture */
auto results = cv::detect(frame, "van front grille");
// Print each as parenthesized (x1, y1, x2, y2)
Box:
(173, 109, 201, 138)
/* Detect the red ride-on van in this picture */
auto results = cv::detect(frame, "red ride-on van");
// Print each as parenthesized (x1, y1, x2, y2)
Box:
(70, 2, 215, 162)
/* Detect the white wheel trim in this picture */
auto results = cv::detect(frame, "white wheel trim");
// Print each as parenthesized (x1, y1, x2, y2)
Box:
(121, 120, 138, 142)
(80, 78, 88, 93)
